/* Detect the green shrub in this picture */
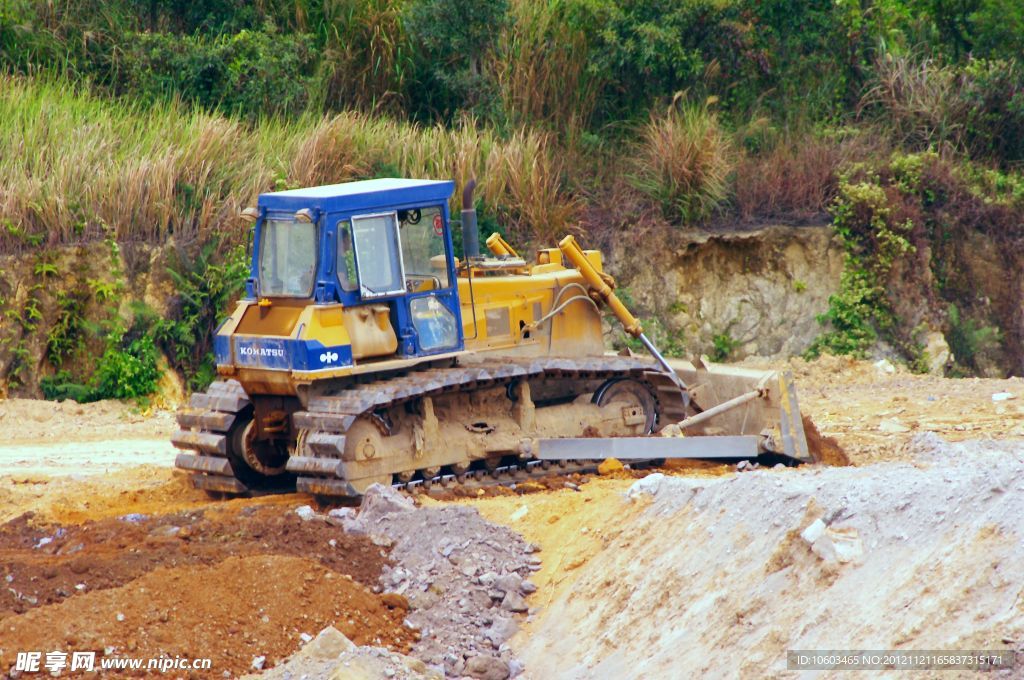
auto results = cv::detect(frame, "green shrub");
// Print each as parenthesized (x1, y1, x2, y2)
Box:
(959, 59, 1024, 164)
(155, 240, 248, 391)
(710, 331, 739, 362)
(40, 331, 161, 403)
(946, 303, 1001, 371)
(90, 335, 162, 400)
(806, 158, 917, 359)
(404, 0, 509, 120)
(45, 290, 88, 367)
(805, 262, 883, 359)
(122, 29, 316, 118)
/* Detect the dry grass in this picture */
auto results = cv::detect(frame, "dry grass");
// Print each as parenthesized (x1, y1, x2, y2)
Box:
(632, 102, 734, 225)
(493, 0, 602, 138)
(0, 76, 575, 252)
(732, 128, 890, 223)
(318, 0, 411, 114)
(859, 54, 967, 152)
(733, 137, 843, 222)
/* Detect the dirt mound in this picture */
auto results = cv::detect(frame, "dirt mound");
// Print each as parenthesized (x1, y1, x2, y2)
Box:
(802, 414, 850, 466)
(0, 398, 175, 445)
(0, 505, 389, 617)
(0, 554, 414, 677)
(790, 356, 1024, 465)
(513, 439, 1024, 678)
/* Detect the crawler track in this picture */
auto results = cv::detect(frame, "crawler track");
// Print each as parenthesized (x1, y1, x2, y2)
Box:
(172, 357, 688, 500)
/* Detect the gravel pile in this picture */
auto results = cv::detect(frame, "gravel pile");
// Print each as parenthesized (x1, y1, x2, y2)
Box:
(316, 486, 539, 679)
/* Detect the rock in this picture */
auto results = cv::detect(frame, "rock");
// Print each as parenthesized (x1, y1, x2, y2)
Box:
(494, 573, 523, 595)
(304, 627, 356, 660)
(509, 505, 529, 522)
(597, 457, 624, 475)
(357, 484, 416, 524)
(563, 482, 579, 491)
(874, 359, 896, 374)
(465, 655, 510, 680)
(659, 423, 683, 437)
(992, 392, 1015, 402)
(485, 616, 518, 648)
(519, 580, 537, 595)
(299, 632, 313, 644)
(806, 525, 862, 564)
(294, 505, 317, 521)
(251, 656, 266, 671)
(800, 518, 827, 545)
(810, 533, 838, 563)
(508, 658, 525, 678)
(878, 418, 910, 433)
(828, 527, 863, 563)
(500, 591, 528, 613)
(381, 592, 410, 610)
(922, 331, 950, 375)
(326, 507, 356, 526)
(625, 473, 666, 499)
(369, 533, 394, 547)
(407, 589, 440, 611)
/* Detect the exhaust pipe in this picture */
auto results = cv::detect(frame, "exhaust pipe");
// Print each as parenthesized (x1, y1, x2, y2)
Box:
(461, 179, 480, 260)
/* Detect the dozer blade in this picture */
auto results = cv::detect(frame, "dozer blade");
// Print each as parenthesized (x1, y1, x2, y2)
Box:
(538, 357, 824, 464)
(538, 435, 761, 460)
(669, 357, 816, 462)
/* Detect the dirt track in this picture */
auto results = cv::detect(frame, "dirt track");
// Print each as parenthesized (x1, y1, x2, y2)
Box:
(1, 358, 1023, 678)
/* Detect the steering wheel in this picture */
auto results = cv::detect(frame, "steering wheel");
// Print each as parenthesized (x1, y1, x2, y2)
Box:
(400, 208, 422, 225)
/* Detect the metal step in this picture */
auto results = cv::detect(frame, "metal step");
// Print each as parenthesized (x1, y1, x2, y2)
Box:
(188, 391, 250, 413)
(305, 432, 347, 458)
(285, 455, 341, 476)
(292, 411, 356, 433)
(297, 476, 359, 497)
(174, 452, 232, 476)
(175, 409, 237, 432)
(171, 429, 228, 456)
(190, 473, 249, 495)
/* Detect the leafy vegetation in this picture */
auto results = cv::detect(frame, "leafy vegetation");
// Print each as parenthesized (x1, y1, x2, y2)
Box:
(3, 0, 1024, 390)
(155, 241, 249, 391)
(807, 151, 1024, 372)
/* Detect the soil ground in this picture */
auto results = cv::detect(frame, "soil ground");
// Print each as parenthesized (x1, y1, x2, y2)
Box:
(1, 357, 1022, 678)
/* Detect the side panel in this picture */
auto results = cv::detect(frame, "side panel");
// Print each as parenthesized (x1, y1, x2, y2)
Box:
(458, 269, 606, 358)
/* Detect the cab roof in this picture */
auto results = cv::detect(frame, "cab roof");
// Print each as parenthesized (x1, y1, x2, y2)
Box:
(258, 178, 455, 214)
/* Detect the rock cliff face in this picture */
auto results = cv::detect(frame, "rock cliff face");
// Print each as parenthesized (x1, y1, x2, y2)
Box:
(2, 219, 1019, 396)
(607, 224, 844, 360)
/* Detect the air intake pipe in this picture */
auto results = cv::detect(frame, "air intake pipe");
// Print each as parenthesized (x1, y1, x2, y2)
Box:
(461, 179, 480, 260)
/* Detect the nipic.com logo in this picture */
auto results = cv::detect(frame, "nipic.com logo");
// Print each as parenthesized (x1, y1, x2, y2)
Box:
(13, 650, 213, 674)
(15, 651, 94, 673)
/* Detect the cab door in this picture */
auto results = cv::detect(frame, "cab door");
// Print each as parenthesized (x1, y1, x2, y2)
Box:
(349, 206, 464, 357)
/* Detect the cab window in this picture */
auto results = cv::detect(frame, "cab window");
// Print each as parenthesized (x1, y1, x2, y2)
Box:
(351, 211, 405, 298)
(399, 206, 449, 291)
(336, 220, 357, 291)
(259, 218, 317, 297)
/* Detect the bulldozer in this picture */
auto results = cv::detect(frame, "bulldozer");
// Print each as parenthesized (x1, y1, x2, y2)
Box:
(173, 178, 815, 499)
